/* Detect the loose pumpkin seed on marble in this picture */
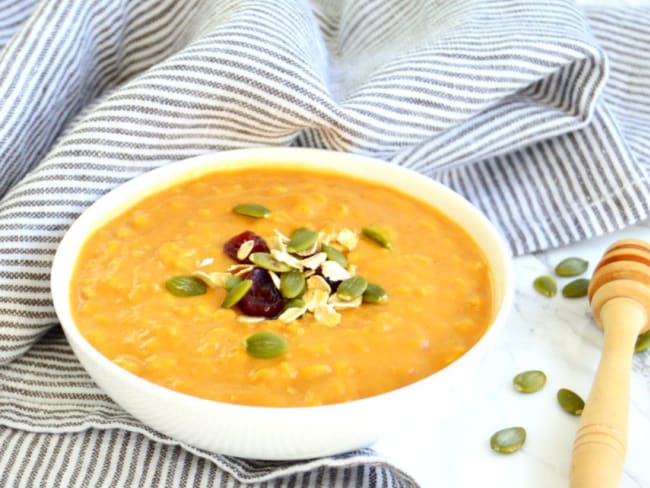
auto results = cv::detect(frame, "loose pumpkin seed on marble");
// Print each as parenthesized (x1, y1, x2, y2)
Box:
(322, 243, 348, 269)
(232, 203, 270, 218)
(555, 257, 589, 277)
(287, 227, 319, 253)
(562, 278, 590, 298)
(337, 275, 368, 301)
(221, 279, 253, 308)
(635, 330, 650, 353)
(513, 370, 547, 393)
(361, 226, 392, 249)
(280, 270, 306, 299)
(165, 275, 208, 297)
(249, 252, 293, 273)
(557, 388, 585, 415)
(362, 283, 388, 304)
(244, 331, 288, 359)
(533, 275, 557, 297)
(490, 427, 526, 454)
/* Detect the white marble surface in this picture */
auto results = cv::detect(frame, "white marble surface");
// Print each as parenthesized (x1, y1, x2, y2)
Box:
(374, 223, 650, 487)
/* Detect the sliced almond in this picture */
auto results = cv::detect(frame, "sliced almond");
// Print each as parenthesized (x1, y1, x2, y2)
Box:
(227, 264, 254, 276)
(278, 306, 308, 323)
(300, 252, 327, 270)
(269, 271, 281, 289)
(270, 249, 303, 270)
(196, 257, 215, 268)
(266, 235, 285, 252)
(191, 270, 230, 288)
(236, 240, 255, 261)
(320, 260, 352, 282)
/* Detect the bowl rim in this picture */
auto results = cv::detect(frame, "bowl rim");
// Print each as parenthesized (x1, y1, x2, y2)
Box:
(51, 147, 514, 416)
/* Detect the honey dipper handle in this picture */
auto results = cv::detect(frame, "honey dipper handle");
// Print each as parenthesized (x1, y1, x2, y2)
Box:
(570, 297, 646, 488)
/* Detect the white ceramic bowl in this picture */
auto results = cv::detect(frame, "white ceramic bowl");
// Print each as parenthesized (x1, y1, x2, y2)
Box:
(51, 148, 513, 460)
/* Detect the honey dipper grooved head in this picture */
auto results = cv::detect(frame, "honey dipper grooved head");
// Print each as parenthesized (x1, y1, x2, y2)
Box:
(588, 240, 650, 334)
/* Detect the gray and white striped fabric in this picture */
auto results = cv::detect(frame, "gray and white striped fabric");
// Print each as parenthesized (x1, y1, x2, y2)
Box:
(0, 0, 649, 486)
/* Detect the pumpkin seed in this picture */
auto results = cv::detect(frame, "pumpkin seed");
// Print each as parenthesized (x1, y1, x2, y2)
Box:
(249, 252, 292, 273)
(245, 331, 288, 358)
(221, 279, 253, 308)
(557, 388, 585, 415)
(533, 275, 557, 297)
(283, 298, 306, 311)
(562, 278, 590, 298)
(337, 275, 368, 301)
(513, 370, 546, 393)
(490, 427, 526, 454)
(363, 283, 388, 304)
(362, 226, 392, 249)
(635, 329, 650, 353)
(224, 274, 242, 291)
(165, 275, 208, 297)
(322, 243, 348, 269)
(287, 227, 319, 253)
(232, 203, 270, 218)
(555, 257, 589, 277)
(280, 270, 306, 299)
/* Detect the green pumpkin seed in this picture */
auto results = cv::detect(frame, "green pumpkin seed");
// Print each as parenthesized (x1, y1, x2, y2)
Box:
(165, 275, 208, 297)
(224, 275, 242, 291)
(287, 227, 319, 253)
(513, 370, 546, 393)
(337, 275, 368, 301)
(533, 275, 557, 297)
(362, 226, 392, 249)
(249, 252, 292, 273)
(322, 243, 348, 269)
(557, 388, 585, 415)
(232, 203, 270, 218)
(363, 283, 388, 304)
(555, 257, 589, 277)
(562, 278, 590, 298)
(221, 279, 253, 308)
(245, 331, 288, 358)
(280, 270, 306, 299)
(490, 427, 526, 454)
(283, 298, 306, 311)
(635, 329, 650, 353)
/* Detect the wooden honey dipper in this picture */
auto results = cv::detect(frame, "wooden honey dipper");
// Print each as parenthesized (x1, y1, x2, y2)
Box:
(570, 239, 650, 488)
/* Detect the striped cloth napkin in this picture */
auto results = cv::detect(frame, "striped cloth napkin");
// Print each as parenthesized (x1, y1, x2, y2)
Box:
(1, 0, 649, 486)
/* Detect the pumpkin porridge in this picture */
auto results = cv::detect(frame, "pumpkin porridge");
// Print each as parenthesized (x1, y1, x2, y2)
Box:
(70, 167, 494, 407)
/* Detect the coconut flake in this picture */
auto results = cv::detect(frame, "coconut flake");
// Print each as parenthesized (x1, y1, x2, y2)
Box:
(328, 295, 362, 309)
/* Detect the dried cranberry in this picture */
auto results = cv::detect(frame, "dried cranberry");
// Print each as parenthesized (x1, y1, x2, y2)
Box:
(223, 230, 269, 262)
(237, 268, 284, 318)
